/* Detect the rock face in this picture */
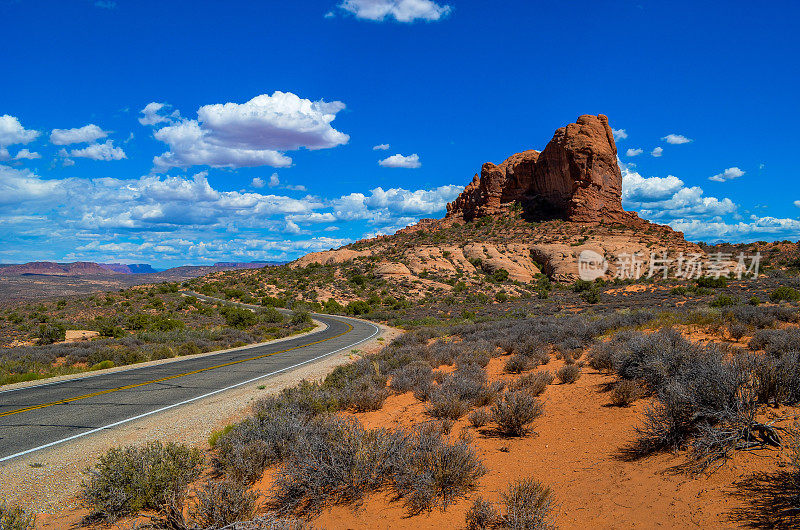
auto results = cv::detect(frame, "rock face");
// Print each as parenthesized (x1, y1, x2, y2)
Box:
(447, 114, 640, 225)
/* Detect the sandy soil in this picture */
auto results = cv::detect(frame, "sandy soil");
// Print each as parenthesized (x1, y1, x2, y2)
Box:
(306, 356, 794, 529)
(1, 322, 400, 528)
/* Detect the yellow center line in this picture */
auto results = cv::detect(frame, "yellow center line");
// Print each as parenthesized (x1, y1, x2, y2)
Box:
(0, 322, 353, 419)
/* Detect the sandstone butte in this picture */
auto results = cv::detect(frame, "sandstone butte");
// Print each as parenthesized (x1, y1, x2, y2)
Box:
(292, 114, 701, 283)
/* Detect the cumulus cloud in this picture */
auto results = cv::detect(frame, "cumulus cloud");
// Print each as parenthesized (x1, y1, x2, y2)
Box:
(709, 167, 745, 182)
(269, 173, 280, 187)
(338, 0, 452, 22)
(622, 168, 736, 220)
(285, 184, 307, 191)
(626, 148, 643, 157)
(379, 153, 421, 168)
(138, 102, 180, 126)
(151, 92, 349, 171)
(50, 124, 108, 145)
(651, 146, 663, 157)
(14, 148, 40, 160)
(0, 165, 65, 206)
(251, 177, 266, 188)
(612, 128, 628, 141)
(331, 184, 461, 222)
(662, 134, 692, 144)
(62, 140, 126, 161)
(794, 200, 800, 208)
(0, 115, 40, 146)
(373, 143, 390, 150)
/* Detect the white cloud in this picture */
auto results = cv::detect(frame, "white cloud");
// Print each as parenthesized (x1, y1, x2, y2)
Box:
(251, 177, 266, 188)
(50, 124, 108, 145)
(62, 140, 127, 161)
(0, 115, 40, 146)
(324, 11, 336, 18)
(379, 153, 421, 168)
(709, 166, 745, 182)
(14, 149, 40, 160)
(269, 173, 280, 187)
(0, 148, 9, 161)
(793, 200, 800, 208)
(622, 167, 736, 220)
(373, 143, 390, 150)
(662, 134, 692, 145)
(612, 128, 627, 141)
(625, 148, 643, 157)
(651, 146, 663, 157)
(285, 184, 307, 191)
(669, 217, 800, 242)
(0, 165, 65, 206)
(338, 0, 452, 22)
(151, 91, 349, 171)
(138, 102, 180, 126)
(331, 184, 461, 222)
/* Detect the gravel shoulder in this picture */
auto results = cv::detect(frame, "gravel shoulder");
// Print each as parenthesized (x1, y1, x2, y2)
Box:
(0, 320, 400, 520)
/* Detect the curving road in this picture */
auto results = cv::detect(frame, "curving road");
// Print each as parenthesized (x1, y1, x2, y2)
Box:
(0, 295, 380, 462)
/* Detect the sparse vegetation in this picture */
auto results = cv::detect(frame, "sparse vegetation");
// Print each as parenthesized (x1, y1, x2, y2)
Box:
(0, 500, 36, 530)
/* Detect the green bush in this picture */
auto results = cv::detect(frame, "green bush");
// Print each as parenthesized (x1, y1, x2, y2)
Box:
(0, 499, 36, 530)
(345, 300, 371, 316)
(260, 307, 284, 324)
(220, 306, 258, 329)
(89, 360, 115, 371)
(696, 276, 728, 288)
(291, 310, 313, 326)
(710, 294, 738, 308)
(36, 323, 66, 345)
(81, 441, 203, 521)
(771, 286, 800, 303)
(492, 268, 510, 282)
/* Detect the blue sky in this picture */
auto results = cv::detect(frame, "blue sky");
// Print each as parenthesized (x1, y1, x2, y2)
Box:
(1, 0, 798, 268)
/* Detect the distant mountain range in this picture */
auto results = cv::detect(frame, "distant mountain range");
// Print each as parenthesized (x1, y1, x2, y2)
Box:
(0, 260, 284, 277)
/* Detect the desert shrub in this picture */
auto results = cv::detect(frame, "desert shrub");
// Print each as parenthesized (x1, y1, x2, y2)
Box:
(390, 360, 433, 393)
(271, 416, 484, 515)
(751, 352, 800, 406)
(556, 364, 581, 384)
(696, 276, 728, 288)
(392, 426, 487, 514)
(771, 286, 800, 303)
(208, 424, 234, 448)
(269, 416, 390, 513)
(192, 479, 258, 528)
(427, 365, 500, 419)
(610, 380, 644, 407)
(214, 403, 309, 482)
(491, 390, 543, 437)
(587, 342, 615, 373)
(89, 359, 114, 371)
(509, 371, 553, 396)
(749, 328, 800, 356)
(36, 322, 66, 345)
(290, 310, 313, 326)
(500, 478, 555, 530)
(749, 295, 762, 306)
(581, 287, 601, 304)
(260, 307, 284, 323)
(465, 497, 500, 530)
(728, 322, 748, 341)
(710, 294, 738, 308)
(176, 341, 202, 356)
(81, 442, 203, 521)
(220, 306, 259, 329)
(468, 408, 492, 428)
(338, 374, 391, 412)
(0, 500, 36, 530)
(345, 300, 371, 316)
(504, 353, 531, 374)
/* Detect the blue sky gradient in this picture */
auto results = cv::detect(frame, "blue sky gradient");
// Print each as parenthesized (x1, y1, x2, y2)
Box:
(1, 0, 798, 267)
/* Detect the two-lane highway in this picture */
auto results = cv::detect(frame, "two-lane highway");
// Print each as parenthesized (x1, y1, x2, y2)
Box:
(0, 301, 379, 462)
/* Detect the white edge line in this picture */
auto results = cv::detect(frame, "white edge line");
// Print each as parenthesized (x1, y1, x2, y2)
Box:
(0, 321, 380, 463)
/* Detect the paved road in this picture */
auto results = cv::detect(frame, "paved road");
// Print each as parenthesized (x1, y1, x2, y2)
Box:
(0, 296, 379, 462)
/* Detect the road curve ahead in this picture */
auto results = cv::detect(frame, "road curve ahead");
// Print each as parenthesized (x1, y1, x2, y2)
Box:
(0, 299, 379, 462)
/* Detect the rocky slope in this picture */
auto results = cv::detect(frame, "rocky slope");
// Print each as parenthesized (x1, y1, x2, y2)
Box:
(293, 115, 698, 285)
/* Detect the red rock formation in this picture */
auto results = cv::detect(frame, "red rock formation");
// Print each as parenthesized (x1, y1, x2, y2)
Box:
(447, 114, 642, 225)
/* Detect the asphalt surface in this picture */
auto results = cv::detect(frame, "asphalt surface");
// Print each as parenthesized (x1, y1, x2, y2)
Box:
(0, 295, 380, 462)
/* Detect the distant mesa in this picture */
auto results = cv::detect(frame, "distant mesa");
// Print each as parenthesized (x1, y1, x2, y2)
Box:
(446, 114, 643, 226)
(0, 260, 285, 277)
